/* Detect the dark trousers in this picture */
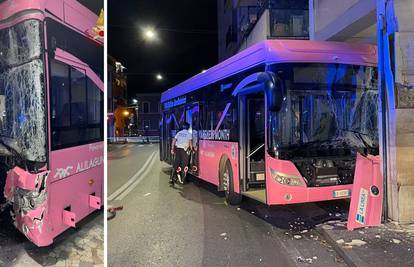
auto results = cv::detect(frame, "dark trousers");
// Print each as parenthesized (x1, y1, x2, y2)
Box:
(173, 148, 190, 173)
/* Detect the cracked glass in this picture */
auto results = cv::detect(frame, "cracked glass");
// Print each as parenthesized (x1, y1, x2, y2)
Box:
(269, 63, 378, 158)
(0, 19, 46, 162)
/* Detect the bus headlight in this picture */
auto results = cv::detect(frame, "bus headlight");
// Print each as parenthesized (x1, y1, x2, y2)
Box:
(270, 169, 304, 186)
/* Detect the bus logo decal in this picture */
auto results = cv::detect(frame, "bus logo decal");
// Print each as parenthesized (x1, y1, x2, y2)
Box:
(76, 156, 104, 173)
(164, 96, 186, 109)
(54, 166, 73, 179)
(199, 129, 230, 141)
(356, 188, 368, 224)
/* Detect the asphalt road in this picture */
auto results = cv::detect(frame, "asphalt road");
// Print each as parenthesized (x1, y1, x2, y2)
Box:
(108, 142, 349, 267)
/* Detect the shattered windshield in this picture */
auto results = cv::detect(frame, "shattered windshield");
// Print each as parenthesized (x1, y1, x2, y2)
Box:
(0, 19, 46, 162)
(269, 63, 378, 158)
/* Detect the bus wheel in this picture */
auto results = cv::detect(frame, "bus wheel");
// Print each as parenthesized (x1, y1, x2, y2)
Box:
(221, 160, 242, 205)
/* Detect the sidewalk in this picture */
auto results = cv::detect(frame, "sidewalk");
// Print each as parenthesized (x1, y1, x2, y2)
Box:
(107, 136, 159, 144)
(317, 220, 414, 267)
(0, 211, 103, 267)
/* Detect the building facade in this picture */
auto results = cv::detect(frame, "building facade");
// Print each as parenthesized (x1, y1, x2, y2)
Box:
(310, 0, 377, 44)
(108, 55, 128, 138)
(217, 0, 309, 61)
(133, 93, 161, 137)
(311, 0, 414, 223)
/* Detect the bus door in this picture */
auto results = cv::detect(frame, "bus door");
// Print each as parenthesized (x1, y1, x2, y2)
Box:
(188, 104, 200, 175)
(163, 111, 173, 164)
(160, 112, 165, 161)
(239, 92, 267, 203)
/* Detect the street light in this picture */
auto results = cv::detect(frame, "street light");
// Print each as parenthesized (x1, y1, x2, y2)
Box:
(123, 110, 130, 116)
(156, 73, 163, 81)
(132, 99, 139, 130)
(201, 69, 207, 73)
(143, 27, 157, 41)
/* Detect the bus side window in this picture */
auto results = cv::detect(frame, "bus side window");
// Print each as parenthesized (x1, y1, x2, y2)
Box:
(51, 60, 71, 147)
(51, 60, 103, 150)
(70, 67, 87, 127)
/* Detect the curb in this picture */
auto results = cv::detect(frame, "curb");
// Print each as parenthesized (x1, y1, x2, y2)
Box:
(316, 227, 368, 267)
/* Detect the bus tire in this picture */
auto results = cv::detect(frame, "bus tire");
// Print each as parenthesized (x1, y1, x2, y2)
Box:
(221, 160, 242, 205)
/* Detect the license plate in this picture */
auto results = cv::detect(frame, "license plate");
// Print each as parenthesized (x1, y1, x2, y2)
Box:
(333, 189, 351, 198)
(256, 173, 265, 181)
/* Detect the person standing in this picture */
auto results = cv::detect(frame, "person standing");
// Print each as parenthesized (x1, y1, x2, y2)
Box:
(170, 122, 192, 184)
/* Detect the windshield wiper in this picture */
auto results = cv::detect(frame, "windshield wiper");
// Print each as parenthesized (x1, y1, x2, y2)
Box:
(339, 129, 376, 155)
(0, 139, 25, 165)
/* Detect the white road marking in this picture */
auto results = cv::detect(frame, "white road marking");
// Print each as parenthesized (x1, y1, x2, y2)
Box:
(115, 153, 158, 200)
(108, 151, 156, 201)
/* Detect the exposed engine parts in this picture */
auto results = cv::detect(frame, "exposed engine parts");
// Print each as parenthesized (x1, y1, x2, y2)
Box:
(294, 157, 356, 187)
(13, 187, 48, 213)
(5, 168, 49, 212)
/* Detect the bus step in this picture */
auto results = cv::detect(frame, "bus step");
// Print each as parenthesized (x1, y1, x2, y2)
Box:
(248, 181, 265, 185)
(89, 195, 102, 209)
(62, 210, 76, 228)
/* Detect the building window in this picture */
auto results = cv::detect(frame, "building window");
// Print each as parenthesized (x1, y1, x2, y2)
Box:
(142, 102, 150, 113)
(269, 0, 309, 38)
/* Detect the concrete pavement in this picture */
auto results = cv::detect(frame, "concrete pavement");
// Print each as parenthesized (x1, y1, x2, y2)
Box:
(318, 221, 414, 267)
(0, 210, 103, 267)
(108, 143, 348, 267)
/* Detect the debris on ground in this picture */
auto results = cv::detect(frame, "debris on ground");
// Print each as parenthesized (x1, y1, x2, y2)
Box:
(345, 239, 367, 247)
(296, 256, 315, 264)
(144, 193, 151, 197)
(220, 233, 227, 237)
(293, 235, 302, 240)
(297, 256, 306, 263)
(237, 208, 240, 211)
(392, 239, 401, 244)
(301, 230, 308, 234)
(336, 239, 345, 245)
(321, 225, 334, 230)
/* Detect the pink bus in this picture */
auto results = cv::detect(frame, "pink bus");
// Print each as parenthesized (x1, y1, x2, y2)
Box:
(160, 40, 380, 208)
(0, 0, 103, 246)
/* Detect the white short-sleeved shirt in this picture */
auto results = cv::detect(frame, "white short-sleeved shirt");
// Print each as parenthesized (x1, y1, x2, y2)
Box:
(174, 129, 192, 150)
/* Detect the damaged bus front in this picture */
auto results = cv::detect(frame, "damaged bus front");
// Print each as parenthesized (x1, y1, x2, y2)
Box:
(266, 63, 380, 204)
(0, 0, 104, 247)
(0, 19, 49, 242)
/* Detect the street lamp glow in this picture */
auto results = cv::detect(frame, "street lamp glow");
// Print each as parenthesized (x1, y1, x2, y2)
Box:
(143, 27, 157, 41)
(145, 29, 155, 39)
(201, 69, 207, 73)
(156, 74, 163, 80)
(123, 110, 130, 116)
(132, 99, 138, 104)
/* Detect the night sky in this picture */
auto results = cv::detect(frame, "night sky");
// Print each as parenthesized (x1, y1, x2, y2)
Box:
(108, 0, 218, 97)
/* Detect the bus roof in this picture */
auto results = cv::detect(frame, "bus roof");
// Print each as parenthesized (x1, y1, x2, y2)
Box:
(0, 0, 100, 40)
(161, 39, 377, 103)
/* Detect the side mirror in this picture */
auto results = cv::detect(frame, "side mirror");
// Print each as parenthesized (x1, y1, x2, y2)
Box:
(258, 72, 284, 112)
